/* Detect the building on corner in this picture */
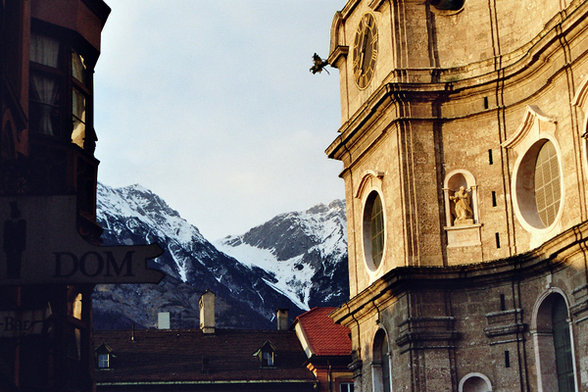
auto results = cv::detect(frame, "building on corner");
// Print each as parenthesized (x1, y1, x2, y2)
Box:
(293, 307, 354, 392)
(0, 1, 110, 390)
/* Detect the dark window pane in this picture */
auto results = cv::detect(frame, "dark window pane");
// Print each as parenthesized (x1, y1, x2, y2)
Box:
(370, 195, 384, 267)
(552, 297, 574, 392)
(30, 34, 60, 68)
(72, 50, 88, 85)
(30, 72, 62, 136)
(72, 88, 87, 147)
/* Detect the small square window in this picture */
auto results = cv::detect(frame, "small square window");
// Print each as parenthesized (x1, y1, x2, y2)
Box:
(340, 382, 354, 392)
(262, 350, 274, 367)
(98, 353, 110, 369)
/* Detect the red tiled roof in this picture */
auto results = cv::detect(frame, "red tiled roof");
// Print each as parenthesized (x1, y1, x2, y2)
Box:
(93, 328, 316, 384)
(295, 307, 351, 356)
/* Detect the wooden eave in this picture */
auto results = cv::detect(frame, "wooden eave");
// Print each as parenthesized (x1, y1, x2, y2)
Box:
(81, 0, 111, 26)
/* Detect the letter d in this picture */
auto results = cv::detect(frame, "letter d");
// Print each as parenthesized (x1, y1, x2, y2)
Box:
(54, 252, 78, 278)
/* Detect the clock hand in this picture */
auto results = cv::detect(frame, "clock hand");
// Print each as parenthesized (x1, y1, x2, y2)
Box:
(358, 27, 367, 74)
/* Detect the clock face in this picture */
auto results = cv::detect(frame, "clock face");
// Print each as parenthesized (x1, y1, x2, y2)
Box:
(353, 13, 378, 89)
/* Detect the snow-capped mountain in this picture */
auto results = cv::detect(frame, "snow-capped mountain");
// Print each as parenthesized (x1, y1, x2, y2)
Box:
(93, 183, 348, 330)
(216, 200, 348, 311)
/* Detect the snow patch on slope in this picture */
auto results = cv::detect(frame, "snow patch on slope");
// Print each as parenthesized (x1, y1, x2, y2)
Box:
(215, 200, 347, 310)
(214, 241, 314, 310)
(97, 183, 205, 282)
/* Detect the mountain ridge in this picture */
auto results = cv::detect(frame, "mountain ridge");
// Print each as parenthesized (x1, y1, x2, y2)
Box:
(93, 182, 348, 330)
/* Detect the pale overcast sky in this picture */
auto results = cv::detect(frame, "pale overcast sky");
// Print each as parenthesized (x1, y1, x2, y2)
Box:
(94, 1, 346, 240)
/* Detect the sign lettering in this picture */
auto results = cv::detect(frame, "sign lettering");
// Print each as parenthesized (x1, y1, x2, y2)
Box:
(0, 196, 164, 284)
(53, 251, 136, 278)
(0, 309, 50, 337)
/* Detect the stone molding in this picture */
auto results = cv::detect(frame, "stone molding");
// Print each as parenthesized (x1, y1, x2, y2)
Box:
(484, 308, 527, 343)
(571, 284, 588, 324)
(396, 316, 460, 352)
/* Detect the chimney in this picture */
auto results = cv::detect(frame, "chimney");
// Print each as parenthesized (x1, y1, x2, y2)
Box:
(199, 290, 215, 334)
(276, 308, 289, 330)
(157, 312, 170, 329)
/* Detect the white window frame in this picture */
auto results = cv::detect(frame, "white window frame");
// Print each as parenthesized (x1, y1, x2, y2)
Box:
(97, 353, 110, 369)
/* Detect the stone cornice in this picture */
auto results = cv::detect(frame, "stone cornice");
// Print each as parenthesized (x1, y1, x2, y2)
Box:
(331, 220, 588, 328)
(325, 82, 451, 161)
(327, 45, 349, 68)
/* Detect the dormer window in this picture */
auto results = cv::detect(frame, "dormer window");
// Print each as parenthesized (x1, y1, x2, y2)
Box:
(253, 341, 277, 368)
(95, 343, 113, 370)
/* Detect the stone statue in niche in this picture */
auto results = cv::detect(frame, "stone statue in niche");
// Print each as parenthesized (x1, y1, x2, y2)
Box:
(450, 186, 474, 225)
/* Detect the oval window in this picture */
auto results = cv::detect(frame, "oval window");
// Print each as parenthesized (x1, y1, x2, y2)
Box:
(534, 141, 561, 227)
(363, 192, 384, 269)
(515, 139, 562, 229)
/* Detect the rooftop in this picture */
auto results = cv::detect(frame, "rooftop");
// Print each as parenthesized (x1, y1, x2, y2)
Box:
(94, 328, 316, 385)
(294, 307, 352, 357)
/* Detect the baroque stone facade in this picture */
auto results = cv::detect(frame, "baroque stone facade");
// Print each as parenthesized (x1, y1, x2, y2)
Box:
(326, 0, 588, 391)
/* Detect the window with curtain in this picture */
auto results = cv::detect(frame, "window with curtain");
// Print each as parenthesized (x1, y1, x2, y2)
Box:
(29, 33, 62, 137)
(29, 32, 92, 149)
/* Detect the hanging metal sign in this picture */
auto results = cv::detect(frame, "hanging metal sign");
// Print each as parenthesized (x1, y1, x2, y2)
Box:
(0, 196, 164, 284)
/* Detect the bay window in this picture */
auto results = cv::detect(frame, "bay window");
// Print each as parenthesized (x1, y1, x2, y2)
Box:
(29, 31, 93, 150)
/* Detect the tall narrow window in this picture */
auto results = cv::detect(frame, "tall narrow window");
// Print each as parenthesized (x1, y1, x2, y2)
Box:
(370, 196, 384, 266)
(381, 337, 390, 392)
(29, 34, 62, 136)
(72, 293, 82, 320)
(373, 330, 391, 392)
(71, 50, 89, 148)
(534, 293, 577, 392)
(552, 298, 574, 392)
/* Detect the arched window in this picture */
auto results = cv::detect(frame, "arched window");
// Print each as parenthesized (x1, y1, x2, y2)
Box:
(552, 297, 574, 392)
(532, 292, 576, 392)
(372, 329, 392, 392)
(431, 0, 465, 11)
(458, 373, 492, 392)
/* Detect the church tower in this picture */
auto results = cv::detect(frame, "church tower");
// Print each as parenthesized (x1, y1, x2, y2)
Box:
(327, 0, 588, 391)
